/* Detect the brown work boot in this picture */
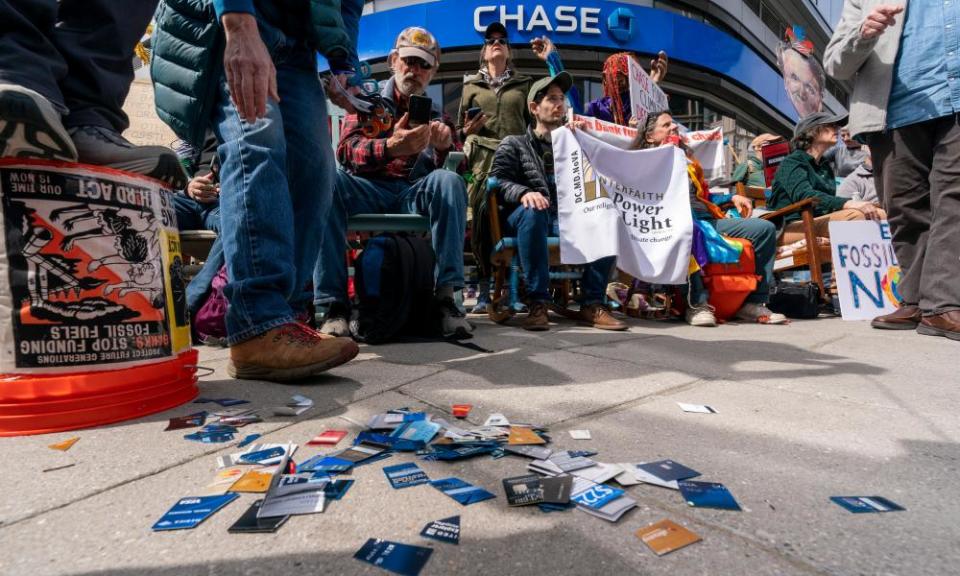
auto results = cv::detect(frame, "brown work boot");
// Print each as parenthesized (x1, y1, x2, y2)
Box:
(916, 310, 960, 341)
(870, 304, 921, 330)
(521, 301, 550, 331)
(577, 304, 628, 331)
(227, 323, 359, 382)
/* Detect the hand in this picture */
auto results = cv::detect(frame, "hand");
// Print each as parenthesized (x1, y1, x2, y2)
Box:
(222, 13, 280, 122)
(844, 199, 884, 220)
(462, 112, 488, 136)
(325, 74, 358, 114)
(649, 51, 669, 84)
(530, 36, 555, 61)
(860, 5, 904, 40)
(568, 120, 589, 132)
(521, 191, 550, 211)
(429, 121, 454, 151)
(628, 116, 640, 128)
(731, 194, 753, 218)
(386, 113, 431, 157)
(187, 173, 219, 204)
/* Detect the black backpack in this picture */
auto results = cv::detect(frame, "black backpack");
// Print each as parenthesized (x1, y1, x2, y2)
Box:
(351, 233, 441, 344)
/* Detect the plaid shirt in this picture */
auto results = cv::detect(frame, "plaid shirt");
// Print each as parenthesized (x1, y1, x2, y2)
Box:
(337, 78, 461, 181)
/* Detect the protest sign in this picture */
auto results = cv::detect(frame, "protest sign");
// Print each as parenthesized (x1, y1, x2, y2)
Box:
(627, 57, 669, 128)
(684, 128, 724, 182)
(828, 221, 902, 321)
(0, 160, 190, 373)
(571, 113, 637, 148)
(554, 127, 692, 284)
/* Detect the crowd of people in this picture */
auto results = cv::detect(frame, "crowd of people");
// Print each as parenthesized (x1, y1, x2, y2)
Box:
(1, 1, 957, 385)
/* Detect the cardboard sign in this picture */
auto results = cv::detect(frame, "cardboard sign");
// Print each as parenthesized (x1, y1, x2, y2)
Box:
(828, 221, 902, 321)
(627, 57, 669, 128)
(685, 128, 725, 183)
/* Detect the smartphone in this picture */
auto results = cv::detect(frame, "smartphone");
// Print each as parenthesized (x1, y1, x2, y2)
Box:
(466, 107, 483, 120)
(408, 94, 432, 127)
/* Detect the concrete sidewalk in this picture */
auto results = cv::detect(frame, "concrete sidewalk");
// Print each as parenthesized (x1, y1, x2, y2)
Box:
(1, 314, 957, 576)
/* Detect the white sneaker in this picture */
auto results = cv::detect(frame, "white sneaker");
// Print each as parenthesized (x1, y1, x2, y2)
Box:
(736, 302, 788, 324)
(318, 302, 352, 337)
(685, 303, 717, 327)
(0, 84, 77, 161)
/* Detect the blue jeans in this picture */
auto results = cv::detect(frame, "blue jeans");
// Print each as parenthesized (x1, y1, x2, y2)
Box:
(690, 217, 778, 305)
(314, 169, 467, 306)
(211, 19, 335, 344)
(173, 193, 220, 234)
(504, 205, 615, 305)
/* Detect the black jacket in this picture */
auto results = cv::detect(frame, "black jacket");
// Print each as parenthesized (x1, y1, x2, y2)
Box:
(491, 127, 556, 213)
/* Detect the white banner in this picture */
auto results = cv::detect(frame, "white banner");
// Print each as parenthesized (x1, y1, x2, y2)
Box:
(828, 220, 902, 321)
(685, 128, 724, 182)
(554, 127, 693, 284)
(627, 58, 669, 129)
(572, 113, 636, 148)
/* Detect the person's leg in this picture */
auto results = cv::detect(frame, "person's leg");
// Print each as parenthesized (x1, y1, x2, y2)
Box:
(186, 236, 224, 316)
(920, 115, 960, 317)
(505, 205, 551, 303)
(714, 218, 777, 304)
(52, 0, 155, 132)
(0, 0, 76, 160)
(274, 46, 336, 316)
(581, 257, 616, 305)
(866, 123, 934, 310)
(172, 193, 205, 232)
(401, 170, 468, 295)
(51, 0, 185, 186)
(202, 205, 221, 235)
(781, 209, 866, 244)
(313, 173, 398, 309)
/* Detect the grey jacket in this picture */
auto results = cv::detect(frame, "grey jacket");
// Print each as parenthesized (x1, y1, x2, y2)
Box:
(490, 127, 556, 213)
(836, 163, 877, 203)
(823, 0, 906, 138)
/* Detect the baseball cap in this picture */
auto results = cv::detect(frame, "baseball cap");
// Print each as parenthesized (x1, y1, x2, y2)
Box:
(793, 111, 848, 139)
(394, 27, 440, 68)
(528, 71, 574, 103)
(484, 22, 508, 40)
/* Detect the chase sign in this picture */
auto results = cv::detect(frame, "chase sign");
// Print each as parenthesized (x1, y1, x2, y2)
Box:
(346, 0, 799, 121)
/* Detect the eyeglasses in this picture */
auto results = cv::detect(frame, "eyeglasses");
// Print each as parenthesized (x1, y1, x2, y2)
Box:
(484, 37, 508, 46)
(401, 56, 433, 70)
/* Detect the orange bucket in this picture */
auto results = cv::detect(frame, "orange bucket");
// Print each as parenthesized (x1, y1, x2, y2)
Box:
(0, 160, 198, 436)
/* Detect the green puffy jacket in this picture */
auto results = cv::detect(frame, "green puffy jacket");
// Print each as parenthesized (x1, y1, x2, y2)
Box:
(151, 0, 360, 147)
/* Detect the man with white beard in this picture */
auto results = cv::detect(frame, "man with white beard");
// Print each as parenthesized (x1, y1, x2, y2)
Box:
(313, 27, 472, 338)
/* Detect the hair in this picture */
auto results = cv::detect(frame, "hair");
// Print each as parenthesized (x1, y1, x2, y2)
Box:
(602, 52, 633, 126)
(629, 110, 672, 150)
(101, 209, 132, 235)
(791, 124, 830, 151)
(118, 230, 149, 263)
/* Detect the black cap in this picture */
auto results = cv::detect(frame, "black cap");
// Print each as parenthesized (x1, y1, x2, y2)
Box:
(528, 71, 574, 103)
(793, 111, 848, 139)
(484, 22, 508, 39)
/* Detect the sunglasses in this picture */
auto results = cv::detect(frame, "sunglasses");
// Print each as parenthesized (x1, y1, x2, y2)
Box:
(484, 37, 508, 46)
(401, 56, 433, 70)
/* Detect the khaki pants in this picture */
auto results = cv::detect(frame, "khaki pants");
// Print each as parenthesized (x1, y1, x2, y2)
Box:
(780, 208, 885, 244)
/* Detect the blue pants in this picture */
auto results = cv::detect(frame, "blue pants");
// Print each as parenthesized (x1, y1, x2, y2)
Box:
(0, 0, 157, 131)
(504, 205, 615, 305)
(211, 18, 335, 344)
(172, 193, 220, 234)
(691, 217, 778, 305)
(313, 169, 467, 306)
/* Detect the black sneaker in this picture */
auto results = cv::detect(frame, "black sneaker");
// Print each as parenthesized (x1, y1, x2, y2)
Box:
(0, 84, 77, 161)
(437, 297, 473, 338)
(319, 301, 352, 337)
(68, 125, 187, 188)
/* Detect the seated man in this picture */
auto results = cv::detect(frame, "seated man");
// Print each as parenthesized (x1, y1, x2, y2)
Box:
(315, 27, 471, 338)
(173, 137, 220, 234)
(490, 72, 627, 331)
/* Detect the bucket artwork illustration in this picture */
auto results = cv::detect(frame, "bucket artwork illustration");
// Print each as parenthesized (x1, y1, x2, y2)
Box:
(0, 159, 197, 436)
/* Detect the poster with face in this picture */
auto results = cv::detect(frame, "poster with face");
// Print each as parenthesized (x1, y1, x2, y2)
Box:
(777, 26, 825, 119)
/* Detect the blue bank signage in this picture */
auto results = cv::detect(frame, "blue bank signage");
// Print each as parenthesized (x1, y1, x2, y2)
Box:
(347, 0, 797, 122)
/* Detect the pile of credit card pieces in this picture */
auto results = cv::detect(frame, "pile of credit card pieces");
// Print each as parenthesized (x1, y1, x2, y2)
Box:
(153, 406, 904, 575)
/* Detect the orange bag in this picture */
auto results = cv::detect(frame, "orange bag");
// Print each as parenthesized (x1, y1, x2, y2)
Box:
(702, 238, 759, 321)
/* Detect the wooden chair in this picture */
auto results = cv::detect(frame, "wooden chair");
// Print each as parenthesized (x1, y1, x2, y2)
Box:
(736, 183, 829, 302)
(485, 177, 582, 323)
